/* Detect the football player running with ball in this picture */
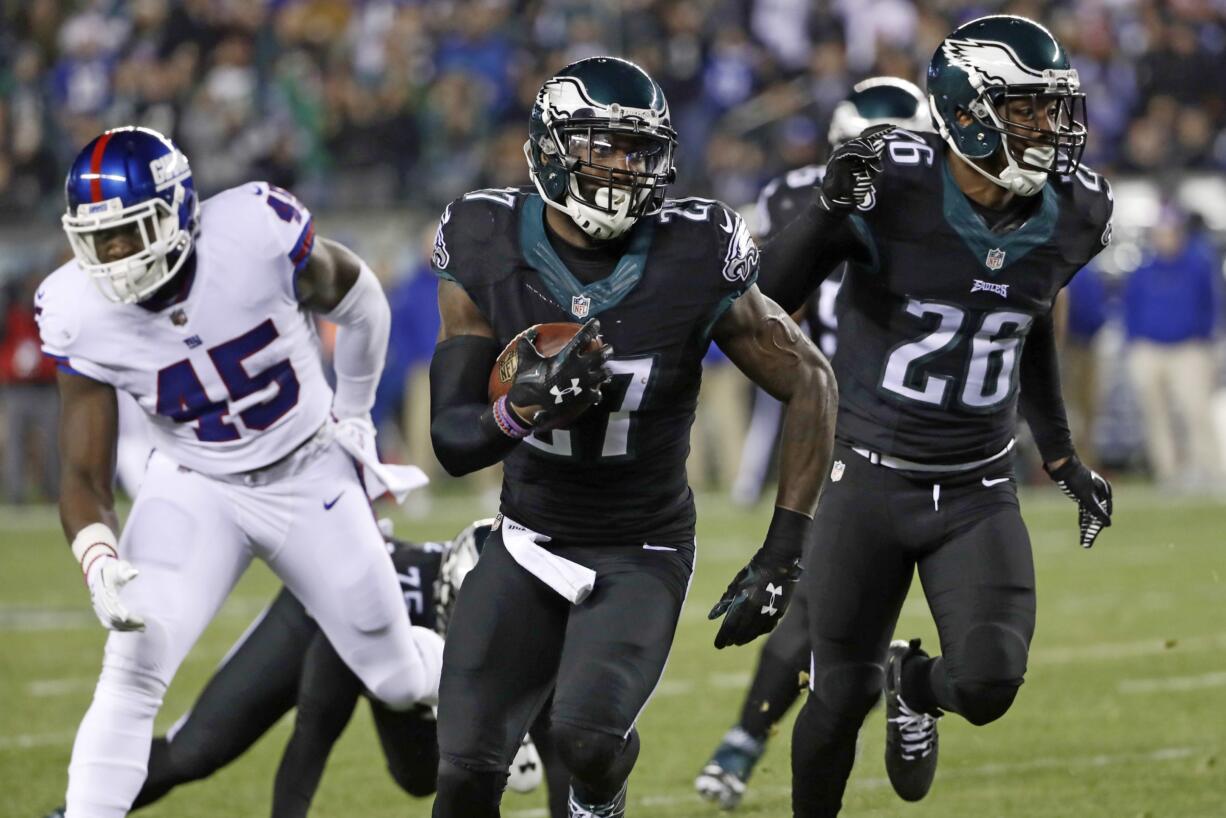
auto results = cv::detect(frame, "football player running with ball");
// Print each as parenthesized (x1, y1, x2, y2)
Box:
(428, 57, 837, 818)
(37, 126, 444, 818)
(696, 75, 932, 811)
(757, 17, 1115, 816)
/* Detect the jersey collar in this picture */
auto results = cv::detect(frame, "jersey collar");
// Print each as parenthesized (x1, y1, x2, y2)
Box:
(940, 158, 1057, 276)
(519, 194, 655, 319)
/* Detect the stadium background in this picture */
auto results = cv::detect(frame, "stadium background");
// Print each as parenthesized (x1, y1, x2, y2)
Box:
(1, 1, 1224, 817)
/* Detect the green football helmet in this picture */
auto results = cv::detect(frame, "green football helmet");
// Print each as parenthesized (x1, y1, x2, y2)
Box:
(525, 56, 677, 240)
(927, 15, 1087, 195)
(828, 76, 931, 146)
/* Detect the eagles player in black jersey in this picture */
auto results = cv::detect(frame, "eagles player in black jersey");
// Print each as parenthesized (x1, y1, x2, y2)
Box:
(757, 16, 1115, 816)
(40, 521, 560, 818)
(428, 56, 837, 818)
(695, 76, 930, 812)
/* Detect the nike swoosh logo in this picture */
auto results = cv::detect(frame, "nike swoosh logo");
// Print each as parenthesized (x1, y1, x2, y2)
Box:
(720, 209, 734, 234)
(982, 477, 1010, 487)
(323, 491, 344, 510)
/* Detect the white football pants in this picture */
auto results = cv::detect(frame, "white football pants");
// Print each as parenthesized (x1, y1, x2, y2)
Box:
(65, 430, 443, 818)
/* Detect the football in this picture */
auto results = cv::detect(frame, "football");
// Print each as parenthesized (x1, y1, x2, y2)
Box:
(487, 322, 601, 402)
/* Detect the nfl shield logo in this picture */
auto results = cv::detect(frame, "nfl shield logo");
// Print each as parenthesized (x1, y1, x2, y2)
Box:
(571, 294, 591, 319)
(985, 248, 1006, 271)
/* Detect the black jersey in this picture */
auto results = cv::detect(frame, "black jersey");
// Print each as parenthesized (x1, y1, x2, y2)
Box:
(389, 538, 443, 630)
(756, 164, 843, 359)
(801, 130, 1110, 465)
(432, 187, 758, 545)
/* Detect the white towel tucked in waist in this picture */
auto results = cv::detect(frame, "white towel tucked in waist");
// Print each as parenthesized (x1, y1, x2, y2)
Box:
(499, 516, 595, 605)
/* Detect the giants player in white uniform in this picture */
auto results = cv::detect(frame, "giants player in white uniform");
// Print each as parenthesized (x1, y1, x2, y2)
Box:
(36, 126, 443, 817)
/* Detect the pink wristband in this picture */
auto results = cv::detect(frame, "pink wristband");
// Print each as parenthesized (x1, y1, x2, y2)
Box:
(494, 396, 532, 439)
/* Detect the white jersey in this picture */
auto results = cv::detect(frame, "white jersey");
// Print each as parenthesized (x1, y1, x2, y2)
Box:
(37, 182, 333, 476)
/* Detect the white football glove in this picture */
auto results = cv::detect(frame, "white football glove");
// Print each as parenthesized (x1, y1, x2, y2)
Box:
(72, 523, 144, 632)
(332, 415, 428, 505)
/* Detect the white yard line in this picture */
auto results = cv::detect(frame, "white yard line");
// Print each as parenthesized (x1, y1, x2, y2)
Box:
(28, 678, 96, 697)
(0, 731, 77, 751)
(1119, 670, 1226, 694)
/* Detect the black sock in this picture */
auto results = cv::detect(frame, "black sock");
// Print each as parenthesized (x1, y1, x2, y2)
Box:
(738, 649, 805, 741)
(790, 695, 860, 818)
(900, 655, 949, 716)
(131, 737, 172, 810)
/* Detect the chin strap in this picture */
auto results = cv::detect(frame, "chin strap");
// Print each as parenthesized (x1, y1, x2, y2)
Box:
(954, 139, 1049, 197)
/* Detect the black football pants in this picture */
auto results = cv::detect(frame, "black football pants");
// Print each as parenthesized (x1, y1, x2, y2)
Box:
(792, 443, 1036, 818)
(434, 525, 693, 817)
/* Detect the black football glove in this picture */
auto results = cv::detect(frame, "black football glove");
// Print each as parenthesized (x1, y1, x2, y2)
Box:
(709, 508, 808, 649)
(508, 318, 611, 430)
(1045, 455, 1113, 549)
(820, 124, 894, 212)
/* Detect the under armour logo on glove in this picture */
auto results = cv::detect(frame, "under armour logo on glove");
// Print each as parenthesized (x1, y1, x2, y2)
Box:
(761, 582, 783, 616)
(551, 378, 583, 404)
(710, 558, 801, 648)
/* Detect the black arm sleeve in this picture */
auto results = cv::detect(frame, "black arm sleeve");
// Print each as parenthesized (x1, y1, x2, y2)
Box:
(1018, 311, 1075, 464)
(757, 201, 870, 314)
(429, 334, 519, 477)
(271, 634, 363, 818)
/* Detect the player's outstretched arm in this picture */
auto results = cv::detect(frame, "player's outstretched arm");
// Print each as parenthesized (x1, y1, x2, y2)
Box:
(755, 128, 888, 313)
(57, 371, 144, 630)
(706, 287, 838, 648)
(427, 280, 519, 476)
(1019, 311, 1113, 547)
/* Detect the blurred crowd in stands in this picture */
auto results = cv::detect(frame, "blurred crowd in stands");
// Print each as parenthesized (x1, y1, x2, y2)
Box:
(4, 0, 1226, 217)
(3, 0, 1226, 503)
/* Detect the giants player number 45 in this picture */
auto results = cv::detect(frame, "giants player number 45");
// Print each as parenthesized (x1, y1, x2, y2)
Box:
(38, 126, 442, 818)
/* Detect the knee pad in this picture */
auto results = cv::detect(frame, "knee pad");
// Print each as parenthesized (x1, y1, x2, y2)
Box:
(812, 662, 883, 734)
(948, 623, 1028, 725)
(97, 662, 167, 704)
(550, 723, 626, 783)
(434, 758, 505, 818)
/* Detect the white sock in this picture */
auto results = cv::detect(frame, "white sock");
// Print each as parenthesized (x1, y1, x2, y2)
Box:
(66, 667, 165, 818)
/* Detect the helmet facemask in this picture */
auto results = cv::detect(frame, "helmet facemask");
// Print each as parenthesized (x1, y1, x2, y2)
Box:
(530, 118, 675, 240)
(946, 73, 1087, 196)
(62, 184, 197, 304)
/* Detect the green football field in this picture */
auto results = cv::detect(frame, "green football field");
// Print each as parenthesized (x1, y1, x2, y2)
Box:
(2, 485, 1224, 817)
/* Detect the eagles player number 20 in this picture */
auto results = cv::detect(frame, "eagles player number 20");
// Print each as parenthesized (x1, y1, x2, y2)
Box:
(525, 355, 656, 459)
(881, 300, 1033, 410)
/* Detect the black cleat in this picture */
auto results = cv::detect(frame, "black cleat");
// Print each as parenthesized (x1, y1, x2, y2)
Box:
(41, 809, 65, 818)
(884, 639, 941, 802)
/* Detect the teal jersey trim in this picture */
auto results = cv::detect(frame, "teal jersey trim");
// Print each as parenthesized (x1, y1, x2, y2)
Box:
(431, 267, 458, 283)
(940, 158, 1058, 275)
(519, 194, 655, 319)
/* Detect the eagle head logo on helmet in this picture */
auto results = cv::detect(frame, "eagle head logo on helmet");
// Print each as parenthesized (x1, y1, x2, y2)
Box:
(926, 15, 1087, 197)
